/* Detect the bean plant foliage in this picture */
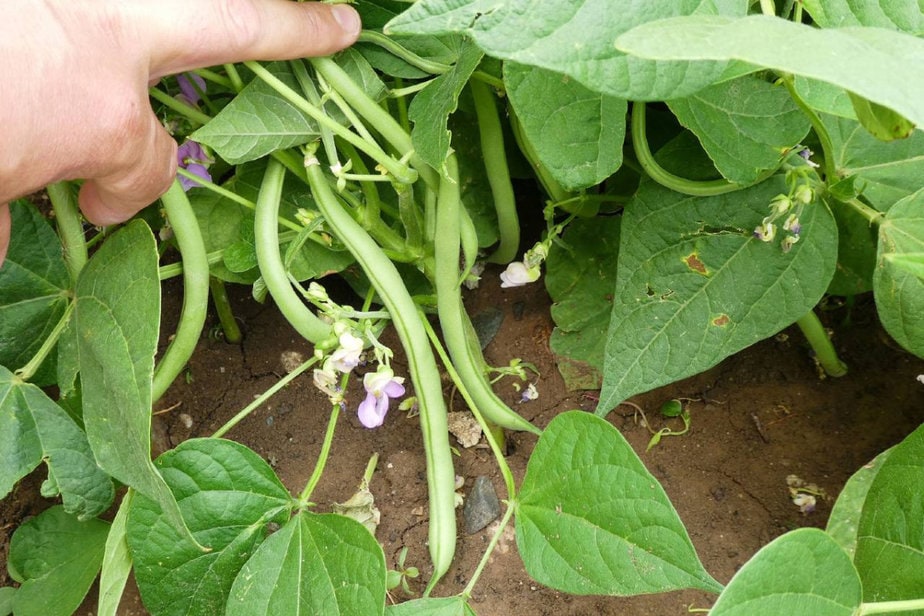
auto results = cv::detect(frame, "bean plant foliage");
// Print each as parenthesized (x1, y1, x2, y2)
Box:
(1, 0, 924, 614)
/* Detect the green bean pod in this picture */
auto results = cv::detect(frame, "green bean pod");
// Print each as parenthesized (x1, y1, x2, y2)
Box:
(435, 155, 541, 436)
(304, 159, 456, 593)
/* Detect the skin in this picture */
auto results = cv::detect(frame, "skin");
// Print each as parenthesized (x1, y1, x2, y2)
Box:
(0, 0, 361, 265)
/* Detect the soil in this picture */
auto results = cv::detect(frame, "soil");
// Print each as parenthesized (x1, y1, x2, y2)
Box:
(3, 267, 924, 615)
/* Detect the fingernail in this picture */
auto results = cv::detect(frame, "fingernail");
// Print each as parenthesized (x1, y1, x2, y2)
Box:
(331, 4, 362, 38)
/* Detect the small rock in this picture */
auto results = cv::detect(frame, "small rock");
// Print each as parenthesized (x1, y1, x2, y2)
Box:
(463, 476, 501, 534)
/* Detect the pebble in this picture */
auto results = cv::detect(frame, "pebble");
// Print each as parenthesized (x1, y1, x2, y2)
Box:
(463, 476, 501, 534)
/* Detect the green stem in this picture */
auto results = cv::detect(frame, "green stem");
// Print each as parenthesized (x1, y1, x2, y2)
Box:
(795, 310, 847, 377)
(310, 57, 438, 191)
(470, 80, 520, 264)
(224, 64, 244, 92)
(631, 102, 746, 196)
(842, 197, 885, 226)
(780, 75, 838, 182)
(358, 31, 451, 75)
(305, 157, 456, 594)
(434, 155, 540, 435)
(209, 277, 242, 344)
(212, 356, 318, 438)
(253, 159, 333, 344)
(15, 300, 74, 382)
(859, 598, 924, 615)
(759, 0, 776, 16)
(244, 61, 417, 184)
(148, 87, 212, 126)
(152, 181, 210, 402)
(298, 376, 345, 506)
(46, 181, 87, 281)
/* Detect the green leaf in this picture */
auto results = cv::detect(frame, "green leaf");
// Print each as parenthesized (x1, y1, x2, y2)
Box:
(826, 448, 891, 560)
(826, 197, 878, 296)
(192, 63, 320, 164)
(848, 92, 916, 142)
(127, 438, 292, 616)
(75, 221, 195, 544)
(409, 39, 483, 173)
(385, 596, 476, 616)
(98, 491, 135, 616)
(709, 528, 861, 616)
(854, 422, 924, 605)
(7, 506, 109, 616)
(792, 77, 856, 121)
(597, 177, 837, 411)
(387, 0, 747, 101)
(0, 201, 69, 386)
(226, 511, 386, 616)
(614, 15, 924, 128)
(546, 216, 621, 390)
(802, 0, 924, 34)
(874, 189, 924, 357)
(0, 365, 114, 519)
(667, 75, 810, 184)
(0, 587, 14, 616)
(516, 411, 721, 595)
(504, 63, 626, 191)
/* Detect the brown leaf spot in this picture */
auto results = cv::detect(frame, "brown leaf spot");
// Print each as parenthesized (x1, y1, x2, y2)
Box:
(683, 253, 708, 276)
(712, 314, 730, 327)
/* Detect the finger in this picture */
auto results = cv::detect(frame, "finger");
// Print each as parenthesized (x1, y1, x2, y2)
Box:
(78, 114, 178, 226)
(146, 0, 361, 79)
(0, 203, 9, 267)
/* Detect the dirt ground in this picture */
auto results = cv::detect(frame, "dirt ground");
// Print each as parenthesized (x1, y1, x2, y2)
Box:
(3, 265, 924, 615)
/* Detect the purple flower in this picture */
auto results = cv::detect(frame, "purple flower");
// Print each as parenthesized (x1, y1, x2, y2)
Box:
(176, 140, 212, 190)
(177, 73, 207, 107)
(357, 366, 405, 428)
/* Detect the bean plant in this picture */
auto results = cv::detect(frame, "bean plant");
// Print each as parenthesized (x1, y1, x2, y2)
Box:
(2, 0, 924, 614)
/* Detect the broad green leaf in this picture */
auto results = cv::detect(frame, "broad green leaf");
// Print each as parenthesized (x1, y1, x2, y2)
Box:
(848, 92, 916, 142)
(0, 365, 113, 519)
(75, 221, 195, 544)
(334, 48, 389, 105)
(385, 596, 476, 616)
(0, 201, 69, 386)
(826, 196, 878, 296)
(597, 177, 837, 412)
(824, 114, 924, 211)
(99, 491, 135, 616)
(826, 449, 891, 560)
(388, 0, 748, 101)
(192, 63, 320, 164)
(516, 411, 721, 595)
(0, 587, 14, 615)
(873, 189, 924, 357)
(793, 77, 856, 121)
(226, 511, 386, 615)
(409, 39, 483, 173)
(504, 63, 626, 191)
(545, 216, 621, 390)
(127, 438, 292, 616)
(803, 0, 924, 34)
(614, 15, 924, 129)
(709, 528, 861, 616)
(667, 75, 810, 184)
(7, 506, 109, 616)
(190, 188, 259, 283)
(854, 423, 924, 605)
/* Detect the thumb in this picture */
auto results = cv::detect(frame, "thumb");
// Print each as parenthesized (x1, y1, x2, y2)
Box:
(0, 203, 9, 267)
(78, 113, 178, 226)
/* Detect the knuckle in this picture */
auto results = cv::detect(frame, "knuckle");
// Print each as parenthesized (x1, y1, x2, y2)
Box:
(214, 0, 262, 52)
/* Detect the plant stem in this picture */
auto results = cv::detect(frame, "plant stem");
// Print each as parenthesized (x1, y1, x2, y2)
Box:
(298, 376, 345, 505)
(780, 75, 838, 182)
(15, 300, 74, 382)
(358, 31, 451, 75)
(211, 356, 318, 438)
(148, 86, 212, 126)
(209, 277, 242, 344)
(46, 182, 87, 281)
(305, 157, 456, 594)
(841, 197, 885, 226)
(795, 310, 847, 377)
(859, 598, 924, 615)
(463, 504, 515, 597)
(253, 159, 333, 344)
(631, 102, 749, 196)
(152, 181, 210, 402)
(508, 109, 570, 204)
(244, 61, 418, 185)
(470, 80, 520, 264)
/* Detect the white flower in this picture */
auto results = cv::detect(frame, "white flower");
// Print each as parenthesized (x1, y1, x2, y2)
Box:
(329, 332, 364, 373)
(520, 382, 539, 403)
(313, 365, 341, 403)
(500, 262, 541, 288)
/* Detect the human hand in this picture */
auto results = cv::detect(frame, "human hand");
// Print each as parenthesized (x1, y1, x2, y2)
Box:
(0, 0, 361, 265)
